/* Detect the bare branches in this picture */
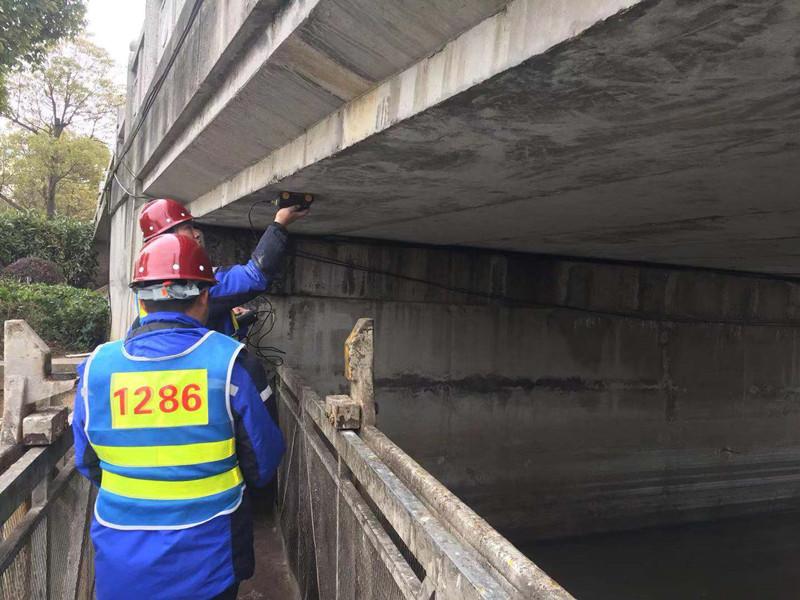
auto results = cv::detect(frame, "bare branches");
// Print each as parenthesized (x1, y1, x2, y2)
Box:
(0, 37, 119, 219)
(0, 190, 24, 212)
(1, 38, 121, 143)
(3, 113, 44, 135)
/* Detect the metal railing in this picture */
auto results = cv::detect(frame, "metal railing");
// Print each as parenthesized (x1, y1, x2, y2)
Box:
(0, 321, 94, 600)
(275, 319, 573, 600)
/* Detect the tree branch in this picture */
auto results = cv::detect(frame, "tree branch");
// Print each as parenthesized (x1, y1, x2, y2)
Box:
(46, 81, 59, 130)
(54, 163, 78, 184)
(1, 114, 44, 136)
(0, 190, 24, 212)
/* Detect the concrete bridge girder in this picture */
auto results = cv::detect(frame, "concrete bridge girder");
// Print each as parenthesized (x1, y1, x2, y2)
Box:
(181, 0, 641, 214)
(174, 0, 796, 278)
(138, 0, 512, 199)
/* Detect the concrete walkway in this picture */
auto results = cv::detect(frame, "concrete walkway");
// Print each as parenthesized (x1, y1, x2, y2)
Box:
(239, 498, 299, 600)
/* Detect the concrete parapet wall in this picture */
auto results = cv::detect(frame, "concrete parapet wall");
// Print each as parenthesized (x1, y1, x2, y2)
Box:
(206, 233, 800, 541)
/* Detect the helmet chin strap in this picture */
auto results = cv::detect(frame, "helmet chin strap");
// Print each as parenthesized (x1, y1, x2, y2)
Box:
(134, 281, 203, 300)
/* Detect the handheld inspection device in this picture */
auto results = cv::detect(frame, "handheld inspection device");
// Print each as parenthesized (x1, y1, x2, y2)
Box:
(274, 191, 314, 211)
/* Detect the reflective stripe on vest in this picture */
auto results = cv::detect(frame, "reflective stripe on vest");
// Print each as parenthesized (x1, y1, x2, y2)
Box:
(101, 465, 243, 500)
(92, 438, 235, 467)
(84, 331, 245, 530)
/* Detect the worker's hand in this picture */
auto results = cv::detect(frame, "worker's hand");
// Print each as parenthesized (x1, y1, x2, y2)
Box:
(274, 203, 311, 228)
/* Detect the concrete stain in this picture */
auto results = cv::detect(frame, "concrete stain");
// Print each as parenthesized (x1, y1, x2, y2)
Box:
(376, 373, 661, 395)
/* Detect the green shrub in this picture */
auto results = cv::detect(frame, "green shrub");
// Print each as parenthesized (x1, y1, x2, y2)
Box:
(2, 257, 66, 285)
(0, 211, 96, 288)
(0, 281, 109, 354)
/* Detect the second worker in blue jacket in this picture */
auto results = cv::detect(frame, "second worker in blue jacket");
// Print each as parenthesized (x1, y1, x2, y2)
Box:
(136, 197, 310, 337)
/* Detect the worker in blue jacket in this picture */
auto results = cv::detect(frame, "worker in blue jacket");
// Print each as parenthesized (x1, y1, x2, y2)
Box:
(136, 197, 310, 336)
(72, 233, 285, 600)
(135, 196, 307, 456)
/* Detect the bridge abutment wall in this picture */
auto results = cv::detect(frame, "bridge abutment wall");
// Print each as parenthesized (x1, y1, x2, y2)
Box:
(206, 227, 800, 543)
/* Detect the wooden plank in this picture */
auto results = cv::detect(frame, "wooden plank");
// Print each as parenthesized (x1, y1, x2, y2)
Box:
(339, 476, 422, 599)
(0, 431, 73, 525)
(279, 365, 573, 600)
(343, 319, 375, 427)
(277, 379, 421, 599)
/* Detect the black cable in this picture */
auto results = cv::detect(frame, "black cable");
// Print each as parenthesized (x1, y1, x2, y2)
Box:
(248, 198, 273, 241)
(293, 248, 513, 303)
(113, 172, 153, 200)
(244, 197, 799, 328)
(243, 200, 289, 366)
(289, 248, 800, 329)
(243, 297, 285, 366)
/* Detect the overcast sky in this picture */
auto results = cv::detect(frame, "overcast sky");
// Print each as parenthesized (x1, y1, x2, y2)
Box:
(85, 0, 146, 84)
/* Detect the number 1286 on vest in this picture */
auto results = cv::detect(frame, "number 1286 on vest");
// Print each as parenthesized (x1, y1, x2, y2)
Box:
(109, 369, 210, 429)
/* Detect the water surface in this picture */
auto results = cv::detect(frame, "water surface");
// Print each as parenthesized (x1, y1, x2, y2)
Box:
(519, 511, 800, 599)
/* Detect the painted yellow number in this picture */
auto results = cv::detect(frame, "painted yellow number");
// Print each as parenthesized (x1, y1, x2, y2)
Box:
(110, 369, 209, 429)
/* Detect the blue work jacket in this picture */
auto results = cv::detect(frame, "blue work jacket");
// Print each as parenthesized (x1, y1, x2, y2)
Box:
(133, 223, 288, 338)
(207, 260, 268, 337)
(73, 312, 285, 600)
(207, 222, 288, 337)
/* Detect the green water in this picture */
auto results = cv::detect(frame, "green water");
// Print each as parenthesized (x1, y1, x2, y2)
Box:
(519, 511, 800, 600)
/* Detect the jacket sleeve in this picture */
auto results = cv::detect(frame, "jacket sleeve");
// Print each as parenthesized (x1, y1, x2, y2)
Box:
(230, 359, 285, 488)
(251, 222, 288, 279)
(71, 362, 102, 487)
(208, 223, 289, 314)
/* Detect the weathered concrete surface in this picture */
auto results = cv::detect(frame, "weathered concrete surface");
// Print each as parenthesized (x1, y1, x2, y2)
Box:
(107, 196, 148, 338)
(194, 0, 800, 276)
(226, 236, 800, 541)
(239, 508, 300, 599)
(189, 0, 640, 216)
(325, 395, 361, 430)
(134, 0, 514, 199)
(123, 0, 285, 188)
(23, 407, 69, 446)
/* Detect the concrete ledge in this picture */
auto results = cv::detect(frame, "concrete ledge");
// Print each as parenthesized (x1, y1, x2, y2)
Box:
(0, 358, 82, 381)
(271, 237, 800, 326)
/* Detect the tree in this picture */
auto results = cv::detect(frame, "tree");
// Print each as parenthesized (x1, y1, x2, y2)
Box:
(0, 0, 87, 111)
(0, 130, 109, 219)
(0, 37, 121, 217)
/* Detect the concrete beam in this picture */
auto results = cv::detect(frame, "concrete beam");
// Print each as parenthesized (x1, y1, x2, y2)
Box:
(188, 0, 639, 217)
(192, 0, 800, 276)
(139, 0, 512, 199)
(127, 0, 285, 187)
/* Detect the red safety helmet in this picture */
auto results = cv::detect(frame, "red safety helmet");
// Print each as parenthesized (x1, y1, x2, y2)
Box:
(131, 234, 216, 287)
(139, 198, 194, 241)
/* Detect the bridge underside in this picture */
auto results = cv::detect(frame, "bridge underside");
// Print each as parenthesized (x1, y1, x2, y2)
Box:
(186, 0, 800, 275)
(98, 1, 800, 593)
